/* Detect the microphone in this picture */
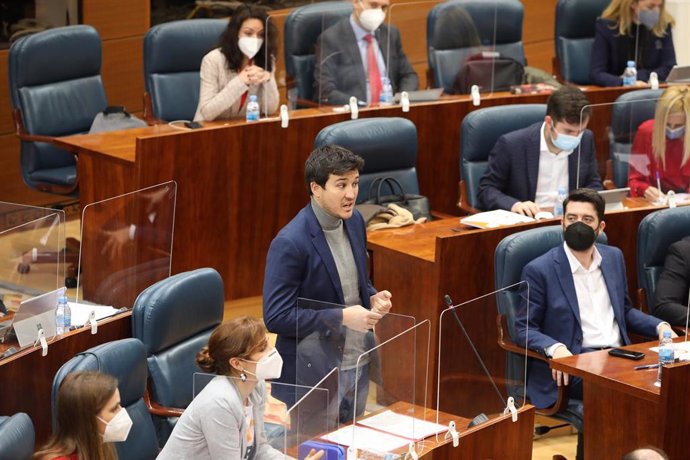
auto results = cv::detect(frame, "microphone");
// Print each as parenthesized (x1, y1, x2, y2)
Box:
(443, 294, 507, 409)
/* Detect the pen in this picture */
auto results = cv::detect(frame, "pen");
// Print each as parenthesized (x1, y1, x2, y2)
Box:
(656, 171, 662, 194)
(634, 363, 659, 370)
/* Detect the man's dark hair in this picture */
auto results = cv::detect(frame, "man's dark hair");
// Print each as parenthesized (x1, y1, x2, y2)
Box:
(305, 145, 364, 196)
(563, 188, 605, 222)
(546, 86, 592, 125)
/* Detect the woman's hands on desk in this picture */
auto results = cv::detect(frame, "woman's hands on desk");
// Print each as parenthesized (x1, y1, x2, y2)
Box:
(644, 186, 664, 203)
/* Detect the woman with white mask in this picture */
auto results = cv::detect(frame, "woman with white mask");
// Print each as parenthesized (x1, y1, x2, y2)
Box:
(591, 0, 676, 87)
(34, 371, 131, 460)
(158, 316, 323, 460)
(194, 5, 279, 122)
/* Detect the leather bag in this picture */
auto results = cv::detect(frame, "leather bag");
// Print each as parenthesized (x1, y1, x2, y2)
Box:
(363, 177, 431, 221)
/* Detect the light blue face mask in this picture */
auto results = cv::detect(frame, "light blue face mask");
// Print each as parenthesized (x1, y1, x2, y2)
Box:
(551, 126, 583, 151)
(639, 8, 660, 30)
(666, 126, 685, 140)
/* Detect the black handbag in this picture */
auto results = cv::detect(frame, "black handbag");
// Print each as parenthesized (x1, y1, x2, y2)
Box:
(364, 177, 431, 221)
(453, 51, 525, 94)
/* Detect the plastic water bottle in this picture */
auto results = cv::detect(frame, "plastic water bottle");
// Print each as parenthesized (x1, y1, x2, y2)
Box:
(380, 77, 394, 106)
(55, 295, 71, 335)
(553, 186, 567, 217)
(246, 95, 260, 122)
(655, 330, 674, 387)
(622, 61, 637, 86)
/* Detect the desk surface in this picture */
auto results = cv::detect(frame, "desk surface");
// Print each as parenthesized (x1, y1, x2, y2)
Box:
(56, 87, 633, 302)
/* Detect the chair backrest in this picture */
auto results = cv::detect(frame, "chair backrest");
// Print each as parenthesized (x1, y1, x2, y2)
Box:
(609, 88, 662, 188)
(494, 226, 607, 397)
(0, 413, 34, 460)
(637, 207, 690, 307)
(554, 0, 608, 84)
(284, 2, 353, 103)
(313, 118, 419, 204)
(132, 268, 224, 412)
(144, 19, 228, 121)
(427, 0, 525, 93)
(8, 25, 107, 192)
(461, 104, 546, 210)
(52, 338, 159, 460)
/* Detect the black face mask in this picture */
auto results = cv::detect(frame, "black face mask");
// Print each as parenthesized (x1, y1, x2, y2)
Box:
(563, 221, 597, 251)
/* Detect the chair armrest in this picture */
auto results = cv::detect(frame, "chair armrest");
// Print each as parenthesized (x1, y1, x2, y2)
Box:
(457, 180, 481, 215)
(144, 389, 184, 418)
(13, 109, 60, 144)
(496, 314, 570, 415)
(430, 210, 456, 220)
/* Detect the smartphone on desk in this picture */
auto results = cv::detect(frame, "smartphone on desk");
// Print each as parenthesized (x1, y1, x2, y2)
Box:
(608, 348, 645, 360)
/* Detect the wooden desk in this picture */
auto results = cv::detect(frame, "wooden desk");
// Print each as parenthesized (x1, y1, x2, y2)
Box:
(550, 340, 690, 459)
(0, 312, 132, 444)
(56, 87, 634, 301)
(367, 202, 669, 417)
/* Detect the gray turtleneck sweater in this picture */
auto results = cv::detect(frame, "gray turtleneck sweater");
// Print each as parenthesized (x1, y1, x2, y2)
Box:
(311, 199, 369, 370)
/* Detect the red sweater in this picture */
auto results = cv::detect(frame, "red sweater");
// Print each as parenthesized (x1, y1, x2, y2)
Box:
(629, 119, 690, 197)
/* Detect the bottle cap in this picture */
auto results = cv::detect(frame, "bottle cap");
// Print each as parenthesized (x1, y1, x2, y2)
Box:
(627, 60, 636, 67)
(249, 95, 257, 101)
(663, 330, 672, 338)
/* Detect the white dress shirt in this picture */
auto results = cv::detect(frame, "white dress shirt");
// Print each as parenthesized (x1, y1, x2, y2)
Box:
(546, 243, 622, 356)
(349, 15, 387, 104)
(534, 123, 571, 208)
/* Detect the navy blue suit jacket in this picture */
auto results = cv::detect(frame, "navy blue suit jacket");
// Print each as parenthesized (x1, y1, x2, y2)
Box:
(476, 122, 602, 212)
(263, 204, 377, 402)
(590, 18, 676, 87)
(515, 243, 661, 408)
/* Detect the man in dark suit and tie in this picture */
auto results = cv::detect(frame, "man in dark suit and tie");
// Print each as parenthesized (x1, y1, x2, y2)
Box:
(515, 188, 674, 459)
(263, 144, 392, 422)
(313, 0, 419, 106)
(477, 86, 602, 216)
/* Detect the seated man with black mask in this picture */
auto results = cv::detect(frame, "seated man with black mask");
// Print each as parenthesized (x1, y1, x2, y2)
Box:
(515, 188, 675, 460)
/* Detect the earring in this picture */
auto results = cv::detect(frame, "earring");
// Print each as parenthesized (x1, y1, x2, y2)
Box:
(240, 372, 247, 382)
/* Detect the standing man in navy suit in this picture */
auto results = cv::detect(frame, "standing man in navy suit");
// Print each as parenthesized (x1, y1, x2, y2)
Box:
(313, 0, 418, 106)
(263, 144, 392, 421)
(477, 86, 602, 216)
(515, 188, 674, 458)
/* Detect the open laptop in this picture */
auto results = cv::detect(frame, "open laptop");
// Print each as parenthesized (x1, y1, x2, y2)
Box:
(598, 187, 630, 212)
(0, 287, 64, 347)
(667, 65, 690, 85)
(394, 88, 443, 103)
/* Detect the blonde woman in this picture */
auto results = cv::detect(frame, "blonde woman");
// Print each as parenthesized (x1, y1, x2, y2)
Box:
(591, 0, 676, 87)
(629, 86, 690, 200)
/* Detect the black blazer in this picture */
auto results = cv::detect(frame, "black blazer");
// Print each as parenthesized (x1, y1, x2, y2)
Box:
(313, 18, 419, 105)
(654, 236, 690, 326)
(477, 122, 602, 211)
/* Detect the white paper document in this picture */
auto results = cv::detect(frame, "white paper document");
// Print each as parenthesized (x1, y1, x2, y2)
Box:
(460, 210, 535, 229)
(356, 410, 448, 441)
(69, 303, 121, 327)
(650, 341, 690, 361)
(320, 425, 410, 452)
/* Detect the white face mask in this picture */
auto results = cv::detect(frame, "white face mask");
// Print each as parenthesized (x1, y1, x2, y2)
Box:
(242, 348, 283, 381)
(238, 36, 263, 59)
(358, 5, 386, 32)
(97, 408, 133, 443)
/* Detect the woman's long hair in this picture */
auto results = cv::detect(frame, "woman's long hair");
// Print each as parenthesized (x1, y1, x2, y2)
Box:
(652, 85, 690, 169)
(219, 4, 278, 72)
(602, 0, 675, 37)
(34, 371, 118, 460)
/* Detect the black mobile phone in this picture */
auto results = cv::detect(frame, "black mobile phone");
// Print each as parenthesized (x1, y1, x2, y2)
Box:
(608, 348, 645, 360)
(184, 121, 202, 129)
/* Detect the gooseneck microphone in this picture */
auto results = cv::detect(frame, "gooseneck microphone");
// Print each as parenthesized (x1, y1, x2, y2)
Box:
(443, 294, 506, 407)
